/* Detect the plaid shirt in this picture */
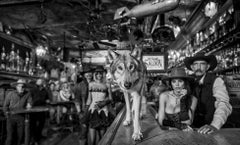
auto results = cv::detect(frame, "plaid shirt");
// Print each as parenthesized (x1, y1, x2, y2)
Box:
(3, 90, 32, 113)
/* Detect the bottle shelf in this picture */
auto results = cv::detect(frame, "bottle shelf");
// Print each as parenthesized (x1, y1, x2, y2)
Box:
(213, 65, 240, 75)
(194, 27, 240, 56)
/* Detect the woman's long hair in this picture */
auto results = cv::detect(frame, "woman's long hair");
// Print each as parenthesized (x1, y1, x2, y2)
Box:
(182, 79, 193, 111)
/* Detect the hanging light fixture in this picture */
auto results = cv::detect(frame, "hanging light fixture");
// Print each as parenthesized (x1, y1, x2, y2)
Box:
(204, 1, 218, 18)
(36, 45, 47, 57)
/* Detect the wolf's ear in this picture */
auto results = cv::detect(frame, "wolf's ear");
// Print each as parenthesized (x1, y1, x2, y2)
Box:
(131, 48, 142, 60)
(108, 50, 119, 63)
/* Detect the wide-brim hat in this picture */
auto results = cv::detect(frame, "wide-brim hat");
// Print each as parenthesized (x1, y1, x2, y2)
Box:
(184, 52, 217, 71)
(94, 66, 106, 72)
(81, 66, 93, 74)
(48, 80, 56, 86)
(11, 79, 27, 87)
(162, 67, 194, 83)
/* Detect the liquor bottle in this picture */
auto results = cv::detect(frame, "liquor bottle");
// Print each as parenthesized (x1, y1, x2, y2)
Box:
(1, 46, 6, 70)
(16, 49, 20, 73)
(233, 44, 238, 66)
(236, 44, 240, 66)
(218, 14, 225, 38)
(9, 43, 16, 71)
(213, 22, 219, 41)
(24, 52, 29, 73)
(195, 32, 200, 46)
(28, 53, 34, 76)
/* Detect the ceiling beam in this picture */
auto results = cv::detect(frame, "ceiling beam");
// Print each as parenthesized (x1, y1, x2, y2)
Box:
(34, 21, 87, 29)
(0, 0, 44, 6)
(10, 20, 87, 30)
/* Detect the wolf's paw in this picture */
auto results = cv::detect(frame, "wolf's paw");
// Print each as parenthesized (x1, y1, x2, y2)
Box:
(123, 120, 131, 126)
(132, 131, 143, 141)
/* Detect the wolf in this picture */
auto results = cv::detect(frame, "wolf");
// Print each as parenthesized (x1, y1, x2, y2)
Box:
(107, 48, 147, 141)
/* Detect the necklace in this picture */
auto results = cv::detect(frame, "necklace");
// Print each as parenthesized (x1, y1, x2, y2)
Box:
(172, 92, 182, 105)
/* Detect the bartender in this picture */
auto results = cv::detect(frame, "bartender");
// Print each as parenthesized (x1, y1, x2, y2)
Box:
(3, 79, 32, 145)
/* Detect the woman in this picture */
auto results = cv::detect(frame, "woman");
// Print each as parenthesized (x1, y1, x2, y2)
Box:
(158, 67, 197, 131)
(59, 78, 75, 102)
(58, 78, 75, 122)
(85, 66, 114, 145)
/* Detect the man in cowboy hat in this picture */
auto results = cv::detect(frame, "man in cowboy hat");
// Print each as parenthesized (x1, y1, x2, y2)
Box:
(3, 79, 32, 145)
(74, 65, 93, 111)
(184, 53, 232, 134)
(72, 65, 93, 145)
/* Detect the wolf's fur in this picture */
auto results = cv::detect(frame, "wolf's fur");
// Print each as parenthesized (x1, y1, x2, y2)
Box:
(107, 48, 147, 140)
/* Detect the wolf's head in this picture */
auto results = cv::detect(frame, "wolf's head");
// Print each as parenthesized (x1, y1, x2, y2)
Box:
(107, 48, 145, 90)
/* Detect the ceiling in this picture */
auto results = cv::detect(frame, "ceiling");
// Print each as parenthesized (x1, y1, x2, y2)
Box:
(0, 0, 202, 59)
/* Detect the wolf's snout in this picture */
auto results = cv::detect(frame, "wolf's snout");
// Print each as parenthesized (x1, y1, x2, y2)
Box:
(124, 82, 132, 89)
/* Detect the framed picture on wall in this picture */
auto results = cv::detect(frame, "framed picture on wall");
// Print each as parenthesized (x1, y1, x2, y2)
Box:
(142, 53, 168, 72)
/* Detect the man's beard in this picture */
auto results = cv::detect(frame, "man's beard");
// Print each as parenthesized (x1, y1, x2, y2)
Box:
(195, 70, 204, 81)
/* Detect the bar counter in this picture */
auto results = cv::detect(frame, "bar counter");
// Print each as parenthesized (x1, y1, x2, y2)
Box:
(99, 106, 240, 145)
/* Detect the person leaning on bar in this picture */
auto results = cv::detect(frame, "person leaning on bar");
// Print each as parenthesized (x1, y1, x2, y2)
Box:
(184, 52, 232, 134)
(158, 67, 197, 131)
(3, 79, 32, 145)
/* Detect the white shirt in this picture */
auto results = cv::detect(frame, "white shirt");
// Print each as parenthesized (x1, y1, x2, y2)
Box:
(199, 74, 232, 129)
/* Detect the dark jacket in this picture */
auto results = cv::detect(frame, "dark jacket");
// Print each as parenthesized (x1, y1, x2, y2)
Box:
(193, 73, 217, 127)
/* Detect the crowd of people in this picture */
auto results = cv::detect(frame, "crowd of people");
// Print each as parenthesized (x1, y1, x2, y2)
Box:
(2, 53, 233, 145)
(3, 65, 122, 145)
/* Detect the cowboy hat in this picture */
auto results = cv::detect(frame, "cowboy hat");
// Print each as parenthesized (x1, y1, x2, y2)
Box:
(184, 52, 217, 71)
(11, 79, 27, 87)
(94, 66, 106, 72)
(80, 66, 93, 74)
(162, 67, 194, 82)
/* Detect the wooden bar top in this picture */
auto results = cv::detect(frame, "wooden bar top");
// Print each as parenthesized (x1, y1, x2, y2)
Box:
(10, 106, 49, 114)
(100, 106, 240, 145)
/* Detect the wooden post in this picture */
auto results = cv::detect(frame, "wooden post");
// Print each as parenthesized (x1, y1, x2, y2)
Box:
(232, 0, 240, 28)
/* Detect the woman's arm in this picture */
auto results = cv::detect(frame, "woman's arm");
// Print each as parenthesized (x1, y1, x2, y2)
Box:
(107, 82, 112, 101)
(189, 96, 198, 124)
(158, 92, 166, 126)
(71, 92, 75, 100)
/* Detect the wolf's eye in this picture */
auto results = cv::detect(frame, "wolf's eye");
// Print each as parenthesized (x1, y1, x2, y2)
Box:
(117, 66, 123, 71)
(129, 64, 134, 71)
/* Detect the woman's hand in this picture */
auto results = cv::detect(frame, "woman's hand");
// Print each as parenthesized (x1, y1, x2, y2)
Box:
(170, 89, 187, 98)
(179, 89, 187, 96)
(182, 125, 193, 131)
(95, 100, 108, 110)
